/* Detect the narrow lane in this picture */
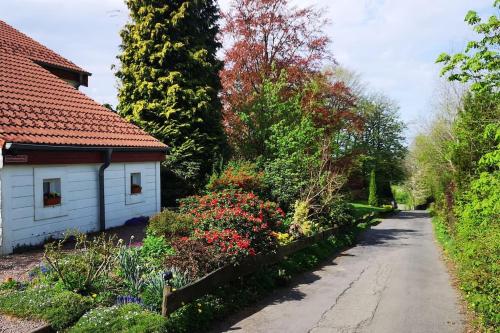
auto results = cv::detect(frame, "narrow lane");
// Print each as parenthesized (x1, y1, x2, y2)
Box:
(211, 211, 465, 333)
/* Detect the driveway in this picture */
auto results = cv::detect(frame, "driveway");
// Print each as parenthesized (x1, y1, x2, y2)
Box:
(211, 211, 465, 333)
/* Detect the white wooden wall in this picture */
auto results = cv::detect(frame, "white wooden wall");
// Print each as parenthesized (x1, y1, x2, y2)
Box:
(0, 161, 161, 255)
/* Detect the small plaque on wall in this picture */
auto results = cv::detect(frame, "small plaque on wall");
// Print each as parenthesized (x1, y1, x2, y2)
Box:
(5, 155, 28, 163)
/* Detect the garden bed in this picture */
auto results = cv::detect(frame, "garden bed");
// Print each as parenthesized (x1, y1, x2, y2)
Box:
(0, 165, 394, 333)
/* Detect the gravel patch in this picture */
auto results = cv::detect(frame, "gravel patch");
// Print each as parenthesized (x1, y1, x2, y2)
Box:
(0, 314, 47, 333)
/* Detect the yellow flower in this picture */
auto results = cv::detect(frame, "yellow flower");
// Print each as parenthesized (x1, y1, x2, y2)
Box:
(198, 309, 202, 313)
(92, 294, 97, 298)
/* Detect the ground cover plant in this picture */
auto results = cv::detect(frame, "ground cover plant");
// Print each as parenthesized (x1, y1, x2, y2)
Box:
(0, 286, 93, 331)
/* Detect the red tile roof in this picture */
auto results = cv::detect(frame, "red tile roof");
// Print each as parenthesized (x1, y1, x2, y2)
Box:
(0, 20, 88, 74)
(0, 20, 166, 150)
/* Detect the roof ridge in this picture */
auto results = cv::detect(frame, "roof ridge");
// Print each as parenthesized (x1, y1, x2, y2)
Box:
(0, 20, 88, 74)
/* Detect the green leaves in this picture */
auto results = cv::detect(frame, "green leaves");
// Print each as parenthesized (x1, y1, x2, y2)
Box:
(437, 2, 499, 93)
(117, 0, 228, 190)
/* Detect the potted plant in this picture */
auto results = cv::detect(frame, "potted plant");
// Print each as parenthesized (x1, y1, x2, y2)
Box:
(131, 184, 142, 194)
(44, 192, 61, 206)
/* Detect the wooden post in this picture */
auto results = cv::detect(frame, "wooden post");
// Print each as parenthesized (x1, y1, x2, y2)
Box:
(161, 284, 172, 317)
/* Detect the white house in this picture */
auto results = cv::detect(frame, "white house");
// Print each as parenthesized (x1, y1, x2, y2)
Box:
(0, 20, 167, 254)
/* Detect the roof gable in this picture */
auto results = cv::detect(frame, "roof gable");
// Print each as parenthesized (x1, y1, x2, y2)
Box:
(0, 20, 166, 150)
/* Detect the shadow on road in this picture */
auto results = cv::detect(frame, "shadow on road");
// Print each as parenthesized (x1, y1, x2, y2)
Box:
(358, 228, 420, 247)
(209, 213, 424, 332)
(395, 211, 429, 219)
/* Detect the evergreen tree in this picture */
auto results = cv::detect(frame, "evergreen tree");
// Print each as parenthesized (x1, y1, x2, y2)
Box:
(368, 169, 378, 207)
(116, 0, 228, 192)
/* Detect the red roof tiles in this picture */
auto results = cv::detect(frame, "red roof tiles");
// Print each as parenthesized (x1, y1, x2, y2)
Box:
(0, 20, 87, 74)
(0, 20, 166, 150)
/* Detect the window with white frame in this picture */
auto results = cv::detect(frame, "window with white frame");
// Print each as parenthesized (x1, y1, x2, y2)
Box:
(34, 167, 68, 220)
(43, 178, 61, 207)
(130, 172, 142, 194)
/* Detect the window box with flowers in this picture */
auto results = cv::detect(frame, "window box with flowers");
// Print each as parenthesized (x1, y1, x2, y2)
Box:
(44, 192, 61, 206)
(131, 184, 142, 194)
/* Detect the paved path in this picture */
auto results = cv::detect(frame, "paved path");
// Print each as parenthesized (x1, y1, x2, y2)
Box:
(211, 211, 465, 333)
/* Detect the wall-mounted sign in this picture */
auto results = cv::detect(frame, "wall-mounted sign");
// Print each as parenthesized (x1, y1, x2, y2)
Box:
(5, 155, 28, 163)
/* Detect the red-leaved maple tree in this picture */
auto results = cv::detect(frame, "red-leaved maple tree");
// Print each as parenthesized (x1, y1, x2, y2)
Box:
(221, 0, 332, 113)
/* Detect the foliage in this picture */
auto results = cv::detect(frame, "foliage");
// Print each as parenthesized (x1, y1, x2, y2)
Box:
(164, 238, 227, 281)
(117, 246, 149, 297)
(207, 160, 265, 195)
(264, 114, 323, 208)
(352, 95, 407, 200)
(290, 200, 314, 238)
(321, 198, 355, 228)
(179, 190, 285, 253)
(116, 0, 228, 189)
(272, 232, 293, 246)
(0, 286, 93, 330)
(221, 0, 331, 133)
(436, 1, 499, 92)
(43, 233, 118, 294)
(141, 269, 191, 312)
(69, 304, 166, 333)
(141, 235, 174, 268)
(368, 169, 378, 207)
(409, 3, 500, 330)
(147, 210, 195, 239)
(452, 170, 500, 328)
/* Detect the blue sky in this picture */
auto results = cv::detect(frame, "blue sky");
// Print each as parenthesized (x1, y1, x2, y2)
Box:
(0, 0, 495, 139)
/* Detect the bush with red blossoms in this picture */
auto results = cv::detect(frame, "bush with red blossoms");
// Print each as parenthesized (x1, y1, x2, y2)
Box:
(179, 190, 285, 254)
(195, 229, 256, 260)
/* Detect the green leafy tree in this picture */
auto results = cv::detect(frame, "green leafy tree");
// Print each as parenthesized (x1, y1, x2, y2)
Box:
(437, 1, 499, 92)
(116, 0, 228, 191)
(368, 169, 378, 207)
(355, 95, 407, 200)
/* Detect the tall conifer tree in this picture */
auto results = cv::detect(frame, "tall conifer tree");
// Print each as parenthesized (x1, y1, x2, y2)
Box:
(117, 0, 227, 191)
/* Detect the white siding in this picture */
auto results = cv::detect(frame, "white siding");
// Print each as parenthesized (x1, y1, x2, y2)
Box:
(0, 161, 161, 254)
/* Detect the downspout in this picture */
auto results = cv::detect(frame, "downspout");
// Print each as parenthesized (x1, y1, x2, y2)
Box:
(0, 145, 3, 249)
(99, 149, 112, 232)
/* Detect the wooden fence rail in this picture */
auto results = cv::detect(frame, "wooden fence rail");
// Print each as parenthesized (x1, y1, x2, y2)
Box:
(161, 212, 379, 316)
(161, 226, 345, 316)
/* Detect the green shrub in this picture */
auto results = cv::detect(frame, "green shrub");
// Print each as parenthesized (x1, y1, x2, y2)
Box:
(453, 171, 499, 329)
(0, 286, 93, 330)
(148, 210, 195, 239)
(206, 160, 266, 195)
(368, 169, 378, 207)
(69, 304, 166, 333)
(141, 235, 174, 268)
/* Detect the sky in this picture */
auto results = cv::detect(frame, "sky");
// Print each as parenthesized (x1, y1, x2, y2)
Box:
(0, 0, 495, 140)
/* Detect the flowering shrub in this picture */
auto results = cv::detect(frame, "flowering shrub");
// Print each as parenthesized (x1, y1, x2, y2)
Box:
(206, 161, 265, 194)
(179, 190, 285, 253)
(196, 229, 255, 259)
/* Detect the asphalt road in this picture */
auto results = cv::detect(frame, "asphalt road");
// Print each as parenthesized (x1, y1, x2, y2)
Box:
(211, 211, 465, 333)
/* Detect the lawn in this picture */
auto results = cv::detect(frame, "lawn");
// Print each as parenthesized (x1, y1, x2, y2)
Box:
(350, 202, 391, 219)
